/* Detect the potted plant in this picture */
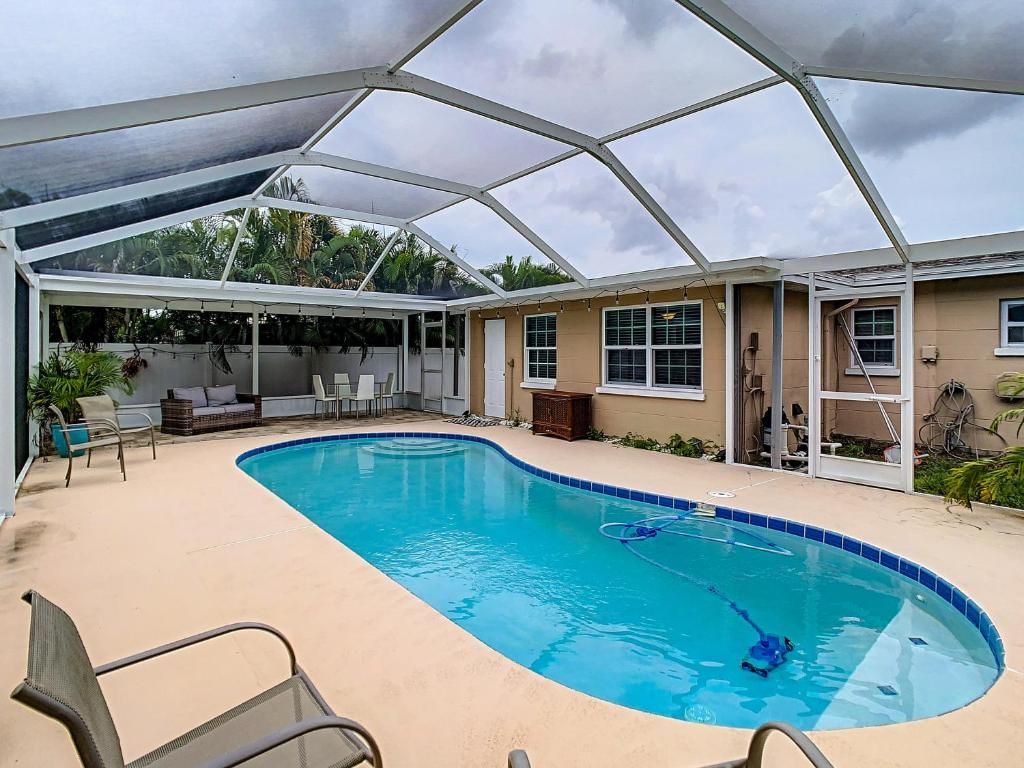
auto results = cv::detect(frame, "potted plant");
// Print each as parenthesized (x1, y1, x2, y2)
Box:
(27, 350, 136, 457)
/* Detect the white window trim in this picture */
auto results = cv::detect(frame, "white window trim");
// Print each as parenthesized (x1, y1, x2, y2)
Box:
(523, 312, 557, 386)
(848, 305, 897, 372)
(601, 301, 704, 395)
(998, 298, 1024, 355)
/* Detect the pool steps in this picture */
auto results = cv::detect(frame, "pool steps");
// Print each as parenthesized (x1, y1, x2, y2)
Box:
(237, 431, 1006, 670)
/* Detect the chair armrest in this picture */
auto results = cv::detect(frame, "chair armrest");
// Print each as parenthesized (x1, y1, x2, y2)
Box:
(161, 397, 194, 414)
(117, 410, 154, 429)
(65, 419, 122, 438)
(94, 622, 297, 677)
(508, 750, 531, 768)
(744, 722, 833, 768)
(196, 715, 382, 768)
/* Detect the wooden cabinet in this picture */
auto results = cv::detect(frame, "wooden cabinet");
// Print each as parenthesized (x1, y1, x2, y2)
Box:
(531, 390, 593, 441)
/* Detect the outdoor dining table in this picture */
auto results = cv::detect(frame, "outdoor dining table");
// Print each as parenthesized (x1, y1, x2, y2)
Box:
(328, 376, 386, 419)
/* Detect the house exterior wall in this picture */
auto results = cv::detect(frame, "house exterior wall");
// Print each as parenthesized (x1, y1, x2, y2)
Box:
(467, 275, 1024, 450)
(469, 286, 728, 445)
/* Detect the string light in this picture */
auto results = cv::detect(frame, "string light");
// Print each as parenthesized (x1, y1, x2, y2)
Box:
(230, 300, 234, 309)
(645, 291, 650, 305)
(615, 291, 620, 305)
(587, 298, 592, 312)
(199, 301, 205, 313)
(297, 305, 302, 314)
(559, 300, 564, 313)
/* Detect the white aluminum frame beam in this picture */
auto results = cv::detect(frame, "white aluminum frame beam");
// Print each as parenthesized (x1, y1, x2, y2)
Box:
(38, 271, 442, 312)
(803, 66, 1024, 97)
(403, 222, 507, 297)
(674, 0, 910, 264)
(0, 68, 377, 148)
(405, 75, 781, 221)
(219, 206, 253, 287)
(355, 229, 402, 295)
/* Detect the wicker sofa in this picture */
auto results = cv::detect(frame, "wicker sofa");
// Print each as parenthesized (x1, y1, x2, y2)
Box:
(160, 384, 262, 436)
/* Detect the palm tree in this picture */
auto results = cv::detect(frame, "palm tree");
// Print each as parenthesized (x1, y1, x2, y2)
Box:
(481, 254, 572, 290)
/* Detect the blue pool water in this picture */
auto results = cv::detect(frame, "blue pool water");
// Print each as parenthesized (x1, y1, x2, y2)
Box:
(239, 435, 1000, 730)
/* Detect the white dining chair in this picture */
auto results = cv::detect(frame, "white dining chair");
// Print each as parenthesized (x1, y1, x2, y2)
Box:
(376, 372, 395, 415)
(353, 374, 375, 419)
(312, 375, 336, 420)
(333, 373, 353, 415)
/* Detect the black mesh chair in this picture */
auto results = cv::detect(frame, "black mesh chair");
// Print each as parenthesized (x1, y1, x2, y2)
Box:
(10, 590, 382, 768)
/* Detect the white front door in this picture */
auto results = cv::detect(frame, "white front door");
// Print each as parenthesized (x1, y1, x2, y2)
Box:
(484, 319, 506, 418)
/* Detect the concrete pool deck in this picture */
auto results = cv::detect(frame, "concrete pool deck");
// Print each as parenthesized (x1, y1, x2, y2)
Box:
(2, 420, 1022, 767)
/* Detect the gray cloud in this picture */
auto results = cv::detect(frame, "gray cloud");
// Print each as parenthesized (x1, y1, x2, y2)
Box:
(840, 85, 1022, 159)
(545, 174, 669, 254)
(521, 45, 607, 81)
(596, 0, 679, 42)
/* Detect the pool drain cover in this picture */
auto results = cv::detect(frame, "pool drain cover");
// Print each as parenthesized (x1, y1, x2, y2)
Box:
(707, 490, 736, 498)
(877, 685, 899, 696)
(908, 637, 928, 646)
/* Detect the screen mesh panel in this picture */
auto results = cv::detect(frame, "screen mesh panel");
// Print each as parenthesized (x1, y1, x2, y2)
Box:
(816, 78, 1024, 243)
(2, 0, 470, 117)
(610, 84, 889, 261)
(0, 94, 351, 209)
(408, 0, 769, 136)
(491, 154, 681, 277)
(16, 173, 266, 251)
(722, 0, 1024, 86)
(416, 199, 558, 274)
(313, 91, 570, 187)
(270, 166, 460, 220)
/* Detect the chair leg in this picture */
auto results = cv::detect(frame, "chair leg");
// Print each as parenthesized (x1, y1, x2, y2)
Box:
(118, 440, 126, 481)
(150, 427, 157, 460)
(65, 452, 73, 488)
(86, 448, 92, 468)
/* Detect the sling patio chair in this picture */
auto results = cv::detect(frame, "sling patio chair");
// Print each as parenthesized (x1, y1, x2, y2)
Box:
(77, 395, 157, 461)
(49, 405, 127, 487)
(10, 589, 383, 768)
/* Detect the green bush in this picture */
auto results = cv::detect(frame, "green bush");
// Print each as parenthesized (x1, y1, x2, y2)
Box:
(619, 432, 662, 451)
(585, 426, 607, 441)
(665, 433, 703, 458)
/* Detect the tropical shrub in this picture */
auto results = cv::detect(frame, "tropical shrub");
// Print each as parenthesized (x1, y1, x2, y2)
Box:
(27, 350, 135, 423)
(944, 373, 1024, 509)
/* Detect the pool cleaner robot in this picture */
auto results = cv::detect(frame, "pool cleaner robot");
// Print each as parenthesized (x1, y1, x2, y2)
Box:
(599, 513, 795, 677)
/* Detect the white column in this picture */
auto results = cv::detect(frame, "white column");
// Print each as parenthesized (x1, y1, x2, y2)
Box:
(464, 311, 472, 414)
(0, 230, 17, 518)
(770, 279, 785, 470)
(251, 310, 260, 394)
(26, 274, 40, 458)
(401, 316, 409, 395)
(900, 264, 915, 492)
(724, 281, 735, 464)
(807, 273, 819, 479)
(40, 293, 50, 362)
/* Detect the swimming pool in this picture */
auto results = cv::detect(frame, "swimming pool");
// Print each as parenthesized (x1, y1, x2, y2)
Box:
(238, 433, 1002, 730)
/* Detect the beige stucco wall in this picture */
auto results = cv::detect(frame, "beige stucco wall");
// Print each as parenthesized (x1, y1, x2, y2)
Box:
(822, 277, 1023, 448)
(469, 287, 727, 445)
(468, 275, 1024, 451)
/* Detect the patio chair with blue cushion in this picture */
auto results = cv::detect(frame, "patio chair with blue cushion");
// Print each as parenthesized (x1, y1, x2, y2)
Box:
(10, 589, 383, 768)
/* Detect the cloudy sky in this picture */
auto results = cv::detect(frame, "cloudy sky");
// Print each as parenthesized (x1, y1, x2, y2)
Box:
(3, 0, 1022, 281)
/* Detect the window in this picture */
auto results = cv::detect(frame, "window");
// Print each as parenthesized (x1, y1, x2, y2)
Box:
(1001, 299, 1024, 349)
(524, 313, 557, 383)
(602, 303, 703, 392)
(850, 306, 896, 368)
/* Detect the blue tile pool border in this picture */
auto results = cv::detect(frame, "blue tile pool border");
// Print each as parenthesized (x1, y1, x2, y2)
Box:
(237, 431, 1006, 669)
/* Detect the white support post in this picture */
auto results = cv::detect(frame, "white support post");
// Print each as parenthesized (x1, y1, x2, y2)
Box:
(40, 292, 50, 363)
(464, 310, 472, 415)
(724, 281, 735, 464)
(1, 229, 17, 518)
(251, 310, 260, 395)
(807, 273, 819, 479)
(219, 206, 253, 287)
(441, 309, 448, 409)
(901, 264, 915, 492)
(770, 279, 784, 470)
(26, 273, 41, 458)
(401, 316, 410, 396)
